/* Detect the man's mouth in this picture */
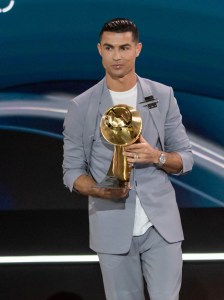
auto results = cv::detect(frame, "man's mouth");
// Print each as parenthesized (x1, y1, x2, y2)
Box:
(112, 64, 123, 69)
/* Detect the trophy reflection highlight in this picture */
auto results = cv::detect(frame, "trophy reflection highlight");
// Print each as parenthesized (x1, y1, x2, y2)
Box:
(97, 104, 142, 188)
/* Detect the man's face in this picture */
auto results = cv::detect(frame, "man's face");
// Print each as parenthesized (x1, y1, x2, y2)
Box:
(97, 31, 142, 80)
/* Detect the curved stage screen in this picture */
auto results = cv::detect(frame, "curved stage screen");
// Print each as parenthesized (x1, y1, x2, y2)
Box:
(0, 0, 223, 210)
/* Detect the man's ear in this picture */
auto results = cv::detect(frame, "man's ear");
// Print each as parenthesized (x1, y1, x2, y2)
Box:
(136, 42, 142, 57)
(97, 43, 102, 56)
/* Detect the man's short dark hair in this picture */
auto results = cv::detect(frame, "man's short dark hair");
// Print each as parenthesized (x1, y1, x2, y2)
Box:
(99, 18, 139, 42)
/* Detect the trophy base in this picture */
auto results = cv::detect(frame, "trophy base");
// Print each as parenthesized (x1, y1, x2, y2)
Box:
(95, 176, 129, 189)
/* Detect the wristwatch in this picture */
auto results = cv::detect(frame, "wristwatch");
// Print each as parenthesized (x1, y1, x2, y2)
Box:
(157, 152, 166, 167)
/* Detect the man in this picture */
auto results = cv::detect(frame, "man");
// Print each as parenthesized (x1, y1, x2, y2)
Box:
(63, 18, 193, 300)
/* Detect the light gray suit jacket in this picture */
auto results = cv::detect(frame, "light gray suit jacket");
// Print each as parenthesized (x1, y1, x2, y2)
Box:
(63, 76, 193, 254)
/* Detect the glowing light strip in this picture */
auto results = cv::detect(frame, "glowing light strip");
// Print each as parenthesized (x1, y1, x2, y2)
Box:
(191, 141, 224, 161)
(0, 106, 67, 114)
(192, 149, 224, 168)
(0, 125, 62, 140)
(182, 253, 224, 261)
(170, 177, 224, 207)
(0, 254, 223, 264)
(0, 0, 15, 13)
(0, 255, 99, 264)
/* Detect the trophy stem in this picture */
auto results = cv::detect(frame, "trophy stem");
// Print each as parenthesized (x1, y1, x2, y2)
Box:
(112, 145, 131, 182)
(95, 146, 131, 189)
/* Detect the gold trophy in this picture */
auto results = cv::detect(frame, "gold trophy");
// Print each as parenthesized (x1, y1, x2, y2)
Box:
(97, 104, 142, 188)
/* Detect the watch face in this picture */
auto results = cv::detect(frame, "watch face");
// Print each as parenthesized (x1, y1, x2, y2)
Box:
(161, 155, 166, 163)
(159, 153, 166, 165)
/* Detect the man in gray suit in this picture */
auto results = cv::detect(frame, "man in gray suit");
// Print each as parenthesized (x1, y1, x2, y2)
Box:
(63, 18, 193, 300)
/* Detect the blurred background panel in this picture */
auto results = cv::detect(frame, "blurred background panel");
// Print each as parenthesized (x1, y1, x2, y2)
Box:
(0, 0, 223, 209)
(0, 0, 223, 96)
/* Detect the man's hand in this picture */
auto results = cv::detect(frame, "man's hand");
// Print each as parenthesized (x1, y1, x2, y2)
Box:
(123, 135, 183, 174)
(123, 135, 160, 164)
(93, 186, 130, 200)
(74, 174, 129, 200)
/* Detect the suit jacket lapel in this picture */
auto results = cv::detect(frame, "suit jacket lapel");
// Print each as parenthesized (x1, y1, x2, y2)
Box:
(137, 76, 165, 150)
(83, 77, 109, 166)
(98, 78, 114, 116)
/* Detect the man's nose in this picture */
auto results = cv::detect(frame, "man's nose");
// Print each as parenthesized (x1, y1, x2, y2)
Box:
(112, 49, 121, 60)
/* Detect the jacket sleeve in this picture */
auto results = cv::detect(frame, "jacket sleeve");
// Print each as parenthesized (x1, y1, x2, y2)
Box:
(62, 99, 88, 192)
(164, 87, 194, 175)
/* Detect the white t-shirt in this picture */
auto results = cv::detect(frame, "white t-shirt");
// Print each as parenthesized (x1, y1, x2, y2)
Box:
(109, 84, 152, 236)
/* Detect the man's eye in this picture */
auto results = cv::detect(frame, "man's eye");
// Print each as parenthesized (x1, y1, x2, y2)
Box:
(121, 46, 129, 51)
(105, 46, 111, 51)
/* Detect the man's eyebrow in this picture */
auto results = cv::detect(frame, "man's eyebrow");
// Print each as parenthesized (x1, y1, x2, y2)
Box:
(102, 43, 132, 48)
(119, 44, 131, 48)
(102, 43, 114, 48)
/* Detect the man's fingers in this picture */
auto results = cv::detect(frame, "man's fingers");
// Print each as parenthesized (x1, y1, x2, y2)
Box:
(95, 186, 130, 200)
(125, 143, 143, 151)
(139, 135, 147, 143)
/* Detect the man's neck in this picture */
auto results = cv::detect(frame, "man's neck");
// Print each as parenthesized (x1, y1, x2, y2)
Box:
(106, 73, 137, 92)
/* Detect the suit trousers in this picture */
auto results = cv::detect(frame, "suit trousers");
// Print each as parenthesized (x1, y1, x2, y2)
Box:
(98, 226, 182, 300)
